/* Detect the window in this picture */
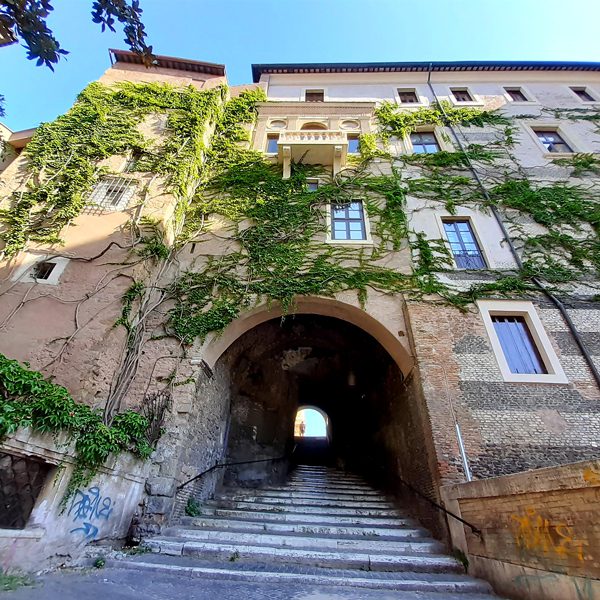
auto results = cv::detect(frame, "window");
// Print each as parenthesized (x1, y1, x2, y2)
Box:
(451, 88, 473, 103)
(398, 89, 419, 104)
(505, 88, 528, 102)
(571, 87, 595, 102)
(0, 451, 51, 529)
(32, 261, 56, 281)
(306, 180, 319, 192)
(124, 149, 143, 172)
(88, 177, 136, 211)
(443, 220, 486, 269)
(533, 129, 573, 153)
(347, 134, 360, 154)
(331, 201, 367, 241)
(266, 134, 279, 153)
(491, 316, 547, 375)
(410, 131, 440, 154)
(478, 300, 568, 383)
(305, 89, 324, 102)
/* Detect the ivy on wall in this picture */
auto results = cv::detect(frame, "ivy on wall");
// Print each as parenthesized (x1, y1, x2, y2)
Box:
(0, 353, 152, 500)
(1, 79, 599, 480)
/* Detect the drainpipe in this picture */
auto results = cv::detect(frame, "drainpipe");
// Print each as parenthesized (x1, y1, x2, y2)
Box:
(426, 65, 600, 392)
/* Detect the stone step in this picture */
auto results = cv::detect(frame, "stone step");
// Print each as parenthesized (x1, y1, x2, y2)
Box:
(218, 493, 396, 509)
(288, 477, 366, 485)
(179, 515, 424, 536)
(145, 538, 465, 573)
(107, 555, 494, 596)
(197, 506, 411, 526)
(226, 488, 387, 502)
(261, 484, 382, 496)
(204, 499, 401, 517)
(162, 527, 444, 553)
(285, 482, 379, 492)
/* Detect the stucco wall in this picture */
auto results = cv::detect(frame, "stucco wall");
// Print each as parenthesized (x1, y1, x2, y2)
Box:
(0, 428, 147, 572)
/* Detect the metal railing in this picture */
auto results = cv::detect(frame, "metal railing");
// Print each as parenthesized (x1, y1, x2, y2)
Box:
(177, 448, 295, 492)
(397, 476, 481, 537)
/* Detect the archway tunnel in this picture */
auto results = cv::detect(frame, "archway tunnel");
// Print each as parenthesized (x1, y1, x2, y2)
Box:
(208, 314, 440, 523)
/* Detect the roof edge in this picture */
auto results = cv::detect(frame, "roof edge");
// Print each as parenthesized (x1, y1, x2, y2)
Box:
(251, 60, 600, 82)
(110, 49, 226, 77)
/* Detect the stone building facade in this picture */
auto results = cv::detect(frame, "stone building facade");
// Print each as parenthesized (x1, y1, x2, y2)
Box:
(1, 52, 600, 583)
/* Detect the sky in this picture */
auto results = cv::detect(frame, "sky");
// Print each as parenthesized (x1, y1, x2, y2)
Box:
(1, 0, 600, 131)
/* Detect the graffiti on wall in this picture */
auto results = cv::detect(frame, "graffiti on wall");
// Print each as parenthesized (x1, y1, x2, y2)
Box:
(68, 486, 114, 540)
(582, 466, 600, 485)
(511, 507, 584, 562)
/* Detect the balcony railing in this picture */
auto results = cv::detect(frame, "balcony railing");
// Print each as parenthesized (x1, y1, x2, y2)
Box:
(278, 130, 348, 145)
(277, 130, 349, 177)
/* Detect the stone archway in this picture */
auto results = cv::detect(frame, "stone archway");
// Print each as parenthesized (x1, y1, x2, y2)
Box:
(200, 295, 414, 376)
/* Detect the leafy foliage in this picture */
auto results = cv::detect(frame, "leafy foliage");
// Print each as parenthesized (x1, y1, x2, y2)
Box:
(0, 0, 151, 70)
(0, 353, 153, 500)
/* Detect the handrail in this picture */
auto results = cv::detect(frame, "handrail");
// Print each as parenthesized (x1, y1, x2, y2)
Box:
(397, 476, 482, 537)
(177, 451, 293, 491)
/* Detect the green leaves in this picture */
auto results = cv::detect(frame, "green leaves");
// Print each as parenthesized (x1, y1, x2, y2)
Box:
(0, 353, 153, 499)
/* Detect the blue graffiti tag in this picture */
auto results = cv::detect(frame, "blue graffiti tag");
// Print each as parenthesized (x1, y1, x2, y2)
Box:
(68, 486, 114, 540)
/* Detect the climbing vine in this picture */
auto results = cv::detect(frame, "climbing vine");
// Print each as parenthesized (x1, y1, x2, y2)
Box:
(0, 353, 153, 501)
(1, 78, 599, 479)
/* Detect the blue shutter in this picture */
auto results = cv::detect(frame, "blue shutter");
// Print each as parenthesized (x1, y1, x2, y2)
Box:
(492, 316, 547, 374)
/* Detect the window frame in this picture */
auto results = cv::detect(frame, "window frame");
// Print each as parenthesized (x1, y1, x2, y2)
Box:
(503, 86, 535, 104)
(404, 127, 453, 155)
(395, 88, 425, 106)
(570, 86, 597, 103)
(10, 254, 70, 286)
(326, 200, 373, 246)
(478, 300, 568, 384)
(266, 133, 279, 154)
(523, 123, 581, 158)
(441, 218, 487, 270)
(87, 177, 137, 212)
(304, 89, 326, 103)
(347, 134, 360, 154)
(448, 87, 482, 106)
(531, 127, 575, 155)
(306, 179, 319, 192)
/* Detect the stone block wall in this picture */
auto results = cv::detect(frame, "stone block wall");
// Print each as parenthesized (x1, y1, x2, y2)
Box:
(440, 458, 600, 600)
(406, 297, 600, 485)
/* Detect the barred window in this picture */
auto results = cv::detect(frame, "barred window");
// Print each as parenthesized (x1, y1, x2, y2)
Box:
(88, 177, 136, 211)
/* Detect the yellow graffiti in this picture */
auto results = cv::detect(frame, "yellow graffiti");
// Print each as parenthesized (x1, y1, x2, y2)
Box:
(511, 507, 584, 562)
(583, 467, 600, 485)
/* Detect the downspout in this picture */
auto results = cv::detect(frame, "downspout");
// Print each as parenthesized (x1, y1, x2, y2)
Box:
(426, 64, 600, 391)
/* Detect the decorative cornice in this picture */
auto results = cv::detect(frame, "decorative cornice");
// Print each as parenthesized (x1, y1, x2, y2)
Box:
(252, 61, 600, 82)
(110, 49, 225, 77)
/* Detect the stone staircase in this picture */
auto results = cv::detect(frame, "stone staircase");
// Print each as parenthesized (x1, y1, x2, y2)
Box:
(113, 465, 497, 598)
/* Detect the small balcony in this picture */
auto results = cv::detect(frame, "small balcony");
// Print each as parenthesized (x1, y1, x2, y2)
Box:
(277, 130, 348, 178)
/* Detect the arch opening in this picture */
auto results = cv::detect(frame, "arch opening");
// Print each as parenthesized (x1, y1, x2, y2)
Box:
(295, 406, 329, 439)
(194, 313, 438, 509)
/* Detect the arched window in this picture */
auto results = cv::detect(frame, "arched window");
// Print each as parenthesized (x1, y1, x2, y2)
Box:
(294, 407, 328, 438)
(300, 122, 328, 131)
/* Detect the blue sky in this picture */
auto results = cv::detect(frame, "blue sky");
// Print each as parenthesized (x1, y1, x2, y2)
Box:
(1, 0, 600, 130)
